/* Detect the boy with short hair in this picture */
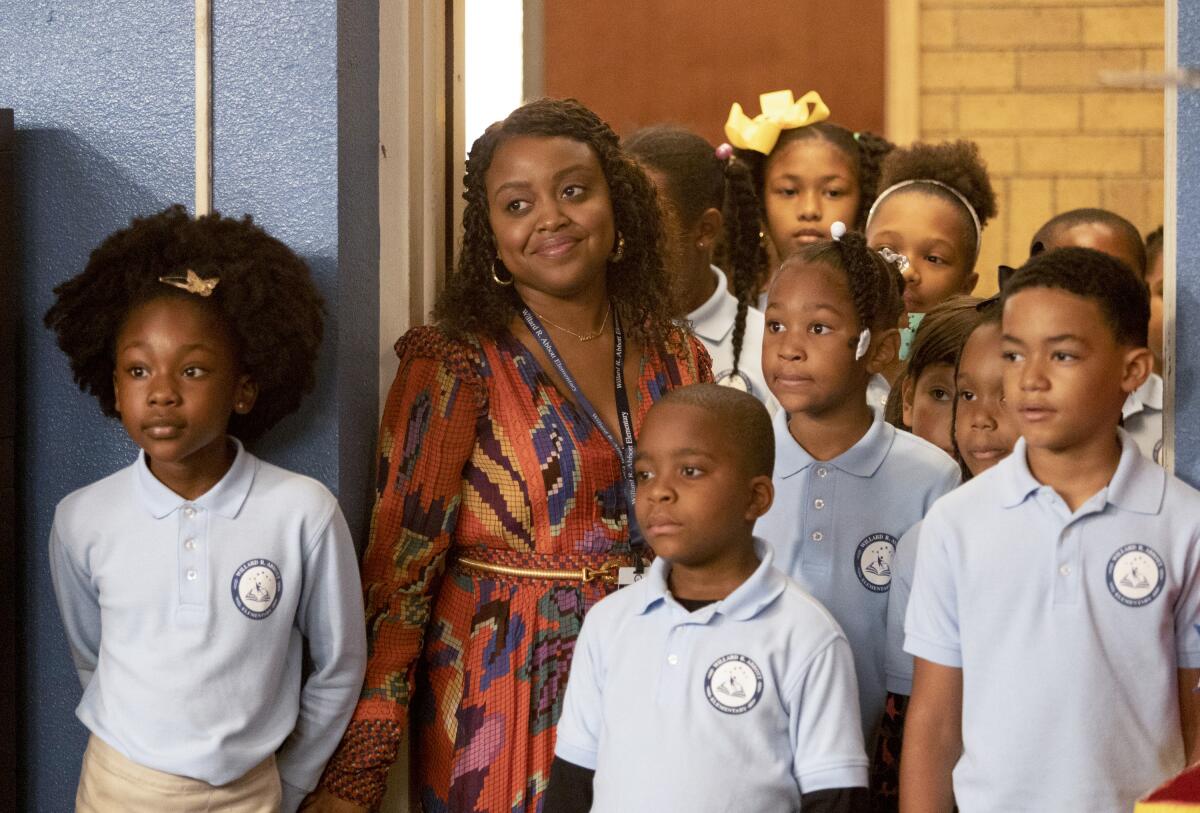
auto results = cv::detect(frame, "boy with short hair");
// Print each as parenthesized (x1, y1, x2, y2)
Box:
(901, 247, 1200, 813)
(546, 384, 869, 813)
(1031, 207, 1163, 461)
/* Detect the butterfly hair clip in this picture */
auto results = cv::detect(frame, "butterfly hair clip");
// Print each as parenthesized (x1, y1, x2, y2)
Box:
(158, 269, 219, 297)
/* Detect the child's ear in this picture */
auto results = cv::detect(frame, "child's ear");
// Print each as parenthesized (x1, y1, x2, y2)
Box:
(900, 374, 916, 429)
(960, 270, 979, 295)
(744, 474, 774, 522)
(234, 375, 259, 415)
(111, 372, 121, 414)
(866, 327, 900, 375)
(695, 207, 723, 253)
(1119, 346, 1154, 396)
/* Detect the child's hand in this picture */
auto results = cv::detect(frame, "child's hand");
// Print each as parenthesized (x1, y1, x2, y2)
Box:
(299, 787, 369, 813)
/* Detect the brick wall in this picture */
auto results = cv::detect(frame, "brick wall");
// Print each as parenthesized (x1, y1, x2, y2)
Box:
(915, 1, 1164, 292)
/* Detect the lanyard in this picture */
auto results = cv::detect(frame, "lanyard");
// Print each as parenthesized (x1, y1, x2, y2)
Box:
(520, 304, 645, 563)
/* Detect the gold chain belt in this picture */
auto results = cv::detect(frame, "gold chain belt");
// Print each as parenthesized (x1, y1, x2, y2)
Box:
(455, 556, 632, 585)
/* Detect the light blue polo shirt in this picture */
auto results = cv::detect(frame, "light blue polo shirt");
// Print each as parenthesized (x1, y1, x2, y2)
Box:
(554, 540, 868, 811)
(49, 440, 367, 812)
(883, 520, 922, 696)
(905, 431, 1200, 813)
(755, 407, 960, 741)
(1124, 372, 1163, 463)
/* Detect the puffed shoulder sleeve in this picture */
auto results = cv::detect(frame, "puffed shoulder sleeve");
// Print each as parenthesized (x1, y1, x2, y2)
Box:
(319, 325, 485, 807)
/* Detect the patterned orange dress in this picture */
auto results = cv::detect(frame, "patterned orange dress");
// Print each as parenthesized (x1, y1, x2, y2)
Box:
(320, 323, 711, 811)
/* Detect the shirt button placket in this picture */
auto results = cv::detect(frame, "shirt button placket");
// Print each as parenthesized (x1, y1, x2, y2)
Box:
(180, 504, 205, 606)
(1054, 524, 1080, 606)
(809, 469, 831, 553)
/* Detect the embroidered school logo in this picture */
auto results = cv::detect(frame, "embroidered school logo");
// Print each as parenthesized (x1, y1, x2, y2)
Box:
(1106, 544, 1165, 607)
(231, 559, 282, 620)
(855, 533, 896, 593)
(704, 654, 764, 715)
(713, 368, 753, 395)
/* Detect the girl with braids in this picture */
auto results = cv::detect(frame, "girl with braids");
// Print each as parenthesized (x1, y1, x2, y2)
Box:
(42, 207, 365, 812)
(865, 139, 997, 366)
(754, 228, 960, 773)
(311, 99, 711, 812)
(625, 125, 776, 409)
(723, 90, 894, 297)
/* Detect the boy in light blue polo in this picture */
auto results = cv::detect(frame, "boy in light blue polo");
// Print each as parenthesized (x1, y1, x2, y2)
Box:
(547, 385, 868, 813)
(755, 233, 961, 748)
(902, 248, 1200, 812)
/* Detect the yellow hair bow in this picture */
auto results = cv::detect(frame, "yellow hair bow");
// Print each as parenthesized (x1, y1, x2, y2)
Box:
(724, 89, 831, 155)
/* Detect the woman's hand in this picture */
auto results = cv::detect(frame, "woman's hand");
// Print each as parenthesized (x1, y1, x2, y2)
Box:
(299, 787, 369, 813)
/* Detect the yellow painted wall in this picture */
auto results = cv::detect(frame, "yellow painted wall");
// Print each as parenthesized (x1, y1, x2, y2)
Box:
(913, 0, 1164, 293)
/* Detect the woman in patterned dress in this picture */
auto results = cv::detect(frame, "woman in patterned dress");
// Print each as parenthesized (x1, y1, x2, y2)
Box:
(309, 99, 712, 811)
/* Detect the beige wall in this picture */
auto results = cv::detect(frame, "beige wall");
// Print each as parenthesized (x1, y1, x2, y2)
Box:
(909, 0, 1164, 293)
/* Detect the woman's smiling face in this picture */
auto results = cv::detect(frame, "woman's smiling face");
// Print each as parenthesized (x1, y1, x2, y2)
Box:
(485, 135, 616, 300)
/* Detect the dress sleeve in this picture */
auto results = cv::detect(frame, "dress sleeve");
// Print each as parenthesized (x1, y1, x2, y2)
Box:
(319, 326, 484, 807)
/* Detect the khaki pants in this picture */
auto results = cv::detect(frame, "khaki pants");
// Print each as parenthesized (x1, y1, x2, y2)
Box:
(76, 735, 282, 813)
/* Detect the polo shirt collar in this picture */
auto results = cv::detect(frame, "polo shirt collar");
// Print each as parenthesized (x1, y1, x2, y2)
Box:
(1123, 372, 1163, 418)
(773, 406, 894, 480)
(636, 538, 787, 622)
(134, 437, 256, 519)
(999, 431, 1163, 514)
(686, 266, 738, 344)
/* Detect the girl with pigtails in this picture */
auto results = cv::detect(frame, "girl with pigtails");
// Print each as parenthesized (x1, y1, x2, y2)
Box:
(723, 90, 894, 291)
(625, 126, 776, 410)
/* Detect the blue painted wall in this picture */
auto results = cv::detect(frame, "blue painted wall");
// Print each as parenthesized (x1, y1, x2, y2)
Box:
(2, 2, 377, 808)
(1177, 5, 1200, 490)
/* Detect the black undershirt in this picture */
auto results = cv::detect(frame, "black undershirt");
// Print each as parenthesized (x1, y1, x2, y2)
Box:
(545, 597, 868, 813)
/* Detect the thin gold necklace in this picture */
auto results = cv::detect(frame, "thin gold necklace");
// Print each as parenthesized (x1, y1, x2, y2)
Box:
(532, 302, 611, 342)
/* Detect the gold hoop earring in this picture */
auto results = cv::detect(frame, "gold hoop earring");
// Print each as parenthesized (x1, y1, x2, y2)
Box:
(610, 232, 626, 263)
(491, 260, 513, 286)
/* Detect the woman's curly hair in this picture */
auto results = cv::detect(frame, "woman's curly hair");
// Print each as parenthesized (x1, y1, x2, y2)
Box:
(43, 205, 325, 443)
(434, 98, 674, 345)
(735, 122, 895, 230)
(874, 140, 998, 268)
(786, 230, 906, 332)
(624, 125, 766, 379)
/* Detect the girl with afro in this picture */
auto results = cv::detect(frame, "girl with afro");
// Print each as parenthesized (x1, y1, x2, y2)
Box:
(311, 98, 711, 812)
(865, 139, 998, 367)
(43, 205, 367, 812)
(625, 125, 776, 409)
(723, 89, 894, 302)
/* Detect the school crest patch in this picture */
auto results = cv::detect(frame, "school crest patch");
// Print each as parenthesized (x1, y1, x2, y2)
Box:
(855, 533, 896, 593)
(704, 654, 763, 715)
(1106, 544, 1165, 607)
(231, 558, 282, 620)
(713, 368, 753, 395)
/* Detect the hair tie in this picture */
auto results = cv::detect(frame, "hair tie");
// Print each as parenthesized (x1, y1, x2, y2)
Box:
(855, 328, 872, 361)
(830, 221, 847, 241)
(724, 89, 831, 155)
(867, 179, 982, 258)
(715, 142, 734, 161)
(853, 131, 861, 142)
(158, 269, 219, 297)
(877, 246, 910, 275)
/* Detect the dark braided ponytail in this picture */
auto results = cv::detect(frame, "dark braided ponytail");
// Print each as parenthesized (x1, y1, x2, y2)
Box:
(723, 155, 766, 377)
(625, 126, 766, 378)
